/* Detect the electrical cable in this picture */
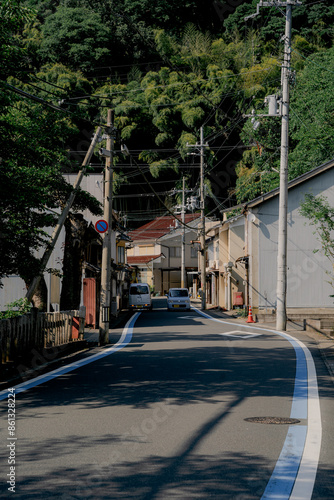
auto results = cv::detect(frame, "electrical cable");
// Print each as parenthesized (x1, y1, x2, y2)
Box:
(291, 46, 334, 75)
(6, 7, 302, 224)
(1, 81, 107, 129)
(205, 146, 282, 217)
(121, 150, 200, 230)
(48, 69, 281, 101)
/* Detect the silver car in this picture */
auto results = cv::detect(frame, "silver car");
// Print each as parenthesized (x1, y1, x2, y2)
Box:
(166, 288, 191, 311)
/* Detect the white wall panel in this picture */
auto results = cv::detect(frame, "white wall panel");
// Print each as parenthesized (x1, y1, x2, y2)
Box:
(256, 168, 334, 308)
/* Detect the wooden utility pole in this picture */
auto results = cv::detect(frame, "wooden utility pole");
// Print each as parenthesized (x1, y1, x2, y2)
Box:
(99, 109, 114, 345)
(26, 126, 102, 304)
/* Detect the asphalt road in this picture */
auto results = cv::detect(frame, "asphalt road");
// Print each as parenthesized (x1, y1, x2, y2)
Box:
(0, 297, 333, 499)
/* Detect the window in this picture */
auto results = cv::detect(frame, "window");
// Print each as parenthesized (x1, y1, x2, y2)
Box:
(215, 242, 219, 260)
(170, 247, 181, 258)
(117, 245, 125, 264)
(191, 246, 198, 258)
(170, 290, 189, 297)
(130, 284, 149, 295)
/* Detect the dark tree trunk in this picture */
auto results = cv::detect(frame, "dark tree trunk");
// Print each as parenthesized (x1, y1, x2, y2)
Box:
(60, 214, 88, 311)
(31, 277, 48, 311)
(28, 276, 48, 311)
(20, 258, 48, 311)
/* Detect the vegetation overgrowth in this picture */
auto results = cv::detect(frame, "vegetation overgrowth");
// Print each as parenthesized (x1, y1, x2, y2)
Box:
(1, 0, 333, 290)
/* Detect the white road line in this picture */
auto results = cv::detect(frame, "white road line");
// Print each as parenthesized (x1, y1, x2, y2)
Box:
(289, 334, 322, 500)
(219, 330, 262, 339)
(0, 312, 141, 401)
(261, 426, 308, 499)
(178, 315, 202, 320)
(192, 307, 322, 500)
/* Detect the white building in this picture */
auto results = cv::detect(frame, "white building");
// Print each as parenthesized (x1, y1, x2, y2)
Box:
(219, 159, 334, 317)
(127, 214, 214, 294)
(0, 173, 122, 321)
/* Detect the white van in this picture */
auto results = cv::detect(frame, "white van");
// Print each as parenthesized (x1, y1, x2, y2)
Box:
(166, 288, 191, 311)
(129, 283, 152, 311)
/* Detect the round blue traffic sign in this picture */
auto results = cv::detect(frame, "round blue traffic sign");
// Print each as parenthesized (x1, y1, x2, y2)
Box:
(95, 219, 108, 233)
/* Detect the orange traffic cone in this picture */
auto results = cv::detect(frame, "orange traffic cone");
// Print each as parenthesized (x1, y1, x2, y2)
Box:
(246, 305, 255, 323)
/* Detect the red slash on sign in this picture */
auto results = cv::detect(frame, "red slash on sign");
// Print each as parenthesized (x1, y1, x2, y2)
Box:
(95, 220, 108, 233)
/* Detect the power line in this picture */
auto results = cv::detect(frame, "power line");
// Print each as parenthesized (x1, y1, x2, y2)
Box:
(2, 81, 106, 129)
(113, 190, 172, 198)
(49, 71, 281, 101)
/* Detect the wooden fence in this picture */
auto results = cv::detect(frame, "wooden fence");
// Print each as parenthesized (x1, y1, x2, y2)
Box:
(0, 309, 85, 366)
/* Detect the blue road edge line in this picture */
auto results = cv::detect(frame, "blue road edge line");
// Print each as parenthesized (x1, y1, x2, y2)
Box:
(192, 306, 321, 500)
(261, 426, 308, 499)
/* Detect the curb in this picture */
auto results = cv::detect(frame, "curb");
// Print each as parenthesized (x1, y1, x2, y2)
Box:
(0, 341, 90, 391)
(0, 310, 134, 390)
(193, 305, 334, 383)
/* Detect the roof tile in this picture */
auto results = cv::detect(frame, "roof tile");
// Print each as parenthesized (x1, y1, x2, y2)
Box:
(129, 214, 200, 241)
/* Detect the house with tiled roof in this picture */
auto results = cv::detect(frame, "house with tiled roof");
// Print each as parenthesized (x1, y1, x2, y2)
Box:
(127, 214, 206, 294)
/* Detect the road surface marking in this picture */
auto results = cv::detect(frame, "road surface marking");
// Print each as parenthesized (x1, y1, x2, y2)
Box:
(0, 312, 141, 401)
(178, 315, 202, 320)
(192, 307, 322, 500)
(219, 330, 261, 339)
(284, 331, 321, 500)
(261, 426, 307, 499)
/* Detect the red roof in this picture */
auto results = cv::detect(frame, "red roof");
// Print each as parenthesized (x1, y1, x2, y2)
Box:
(127, 254, 164, 265)
(129, 214, 200, 241)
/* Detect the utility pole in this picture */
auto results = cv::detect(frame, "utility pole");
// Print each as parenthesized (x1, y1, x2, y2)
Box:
(276, 2, 293, 331)
(26, 126, 102, 304)
(245, 0, 301, 331)
(199, 127, 206, 311)
(99, 109, 114, 345)
(172, 178, 193, 289)
(181, 176, 186, 288)
(187, 127, 208, 310)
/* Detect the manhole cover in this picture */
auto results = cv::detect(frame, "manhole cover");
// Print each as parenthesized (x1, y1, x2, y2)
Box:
(244, 417, 300, 425)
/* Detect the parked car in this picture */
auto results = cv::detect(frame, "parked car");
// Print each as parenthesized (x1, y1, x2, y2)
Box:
(129, 283, 152, 310)
(166, 288, 191, 311)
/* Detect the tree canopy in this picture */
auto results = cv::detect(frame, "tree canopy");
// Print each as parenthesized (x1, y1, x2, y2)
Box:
(0, 1, 102, 288)
(289, 47, 334, 179)
(1, 0, 334, 287)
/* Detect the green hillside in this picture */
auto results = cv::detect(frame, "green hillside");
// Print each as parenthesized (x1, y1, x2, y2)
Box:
(1, 0, 333, 282)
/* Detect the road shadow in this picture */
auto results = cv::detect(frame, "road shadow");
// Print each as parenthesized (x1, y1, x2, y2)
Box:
(1, 305, 331, 499)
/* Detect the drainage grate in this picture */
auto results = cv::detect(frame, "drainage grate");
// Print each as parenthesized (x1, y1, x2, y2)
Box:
(244, 417, 301, 425)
